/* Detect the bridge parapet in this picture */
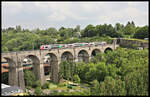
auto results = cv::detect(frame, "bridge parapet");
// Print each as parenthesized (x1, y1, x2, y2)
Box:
(2, 52, 16, 56)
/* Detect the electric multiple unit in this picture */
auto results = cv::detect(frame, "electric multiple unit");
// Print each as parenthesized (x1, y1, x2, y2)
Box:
(40, 42, 107, 50)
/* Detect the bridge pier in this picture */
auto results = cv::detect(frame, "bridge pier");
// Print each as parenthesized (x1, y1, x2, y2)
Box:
(51, 61, 59, 83)
(9, 66, 18, 87)
(39, 63, 46, 85)
(18, 67, 25, 89)
(113, 39, 117, 49)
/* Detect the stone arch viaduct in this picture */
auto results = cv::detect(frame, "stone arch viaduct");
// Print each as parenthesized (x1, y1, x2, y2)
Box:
(1, 40, 119, 89)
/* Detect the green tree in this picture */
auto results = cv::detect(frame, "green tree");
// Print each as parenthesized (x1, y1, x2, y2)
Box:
(74, 25, 80, 32)
(123, 21, 136, 37)
(133, 25, 148, 39)
(2, 47, 9, 53)
(41, 81, 49, 89)
(45, 27, 58, 38)
(34, 87, 43, 96)
(59, 61, 73, 80)
(90, 52, 105, 64)
(59, 26, 66, 31)
(90, 79, 100, 96)
(73, 74, 80, 83)
(115, 23, 124, 31)
(16, 25, 22, 32)
(38, 35, 56, 45)
(95, 24, 118, 37)
(5, 38, 21, 51)
(114, 23, 124, 37)
(99, 76, 126, 96)
(77, 62, 108, 82)
(125, 64, 148, 96)
(24, 70, 36, 87)
(81, 24, 97, 37)
(32, 80, 41, 88)
(7, 27, 15, 33)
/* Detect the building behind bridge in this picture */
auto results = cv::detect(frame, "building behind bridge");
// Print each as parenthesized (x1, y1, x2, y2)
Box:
(1, 83, 24, 96)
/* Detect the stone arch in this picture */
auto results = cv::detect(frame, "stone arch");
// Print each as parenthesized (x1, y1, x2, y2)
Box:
(104, 47, 113, 53)
(3, 57, 16, 67)
(61, 51, 73, 62)
(78, 50, 89, 63)
(22, 57, 33, 71)
(44, 53, 58, 83)
(91, 49, 101, 58)
(116, 38, 121, 44)
(23, 55, 40, 80)
(2, 57, 17, 86)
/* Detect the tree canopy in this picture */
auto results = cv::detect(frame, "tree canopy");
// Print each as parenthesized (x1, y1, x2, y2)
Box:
(2, 21, 148, 52)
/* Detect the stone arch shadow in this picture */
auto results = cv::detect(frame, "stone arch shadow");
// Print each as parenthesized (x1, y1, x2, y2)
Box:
(61, 51, 74, 62)
(104, 47, 113, 53)
(91, 49, 101, 58)
(78, 50, 89, 63)
(43, 53, 59, 83)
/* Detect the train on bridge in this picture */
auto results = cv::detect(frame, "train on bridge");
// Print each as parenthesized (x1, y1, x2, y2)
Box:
(40, 42, 107, 50)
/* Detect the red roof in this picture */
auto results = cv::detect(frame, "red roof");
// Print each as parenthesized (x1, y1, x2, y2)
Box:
(1, 67, 8, 73)
(1, 63, 49, 73)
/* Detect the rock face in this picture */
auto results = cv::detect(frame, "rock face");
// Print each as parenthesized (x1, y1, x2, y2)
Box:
(118, 38, 148, 49)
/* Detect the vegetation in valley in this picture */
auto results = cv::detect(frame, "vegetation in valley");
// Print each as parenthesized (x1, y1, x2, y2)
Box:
(58, 48, 148, 96)
(23, 48, 148, 96)
(2, 21, 149, 96)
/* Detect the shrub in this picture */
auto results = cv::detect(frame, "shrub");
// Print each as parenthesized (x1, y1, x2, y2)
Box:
(34, 87, 43, 96)
(58, 82, 67, 87)
(73, 74, 80, 83)
(32, 80, 41, 88)
(24, 70, 36, 87)
(42, 81, 49, 89)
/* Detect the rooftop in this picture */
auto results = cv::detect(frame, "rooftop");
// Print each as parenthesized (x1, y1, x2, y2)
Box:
(1, 84, 24, 96)
(1, 83, 10, 89)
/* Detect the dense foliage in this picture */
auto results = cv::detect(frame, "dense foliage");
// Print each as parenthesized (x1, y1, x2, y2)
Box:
(24, 70, 41, 88)
(59, 48, 148, 96)
(1, 21, 149, 96)
(133, 25, 149, 39)
(59, 61, 78, 81)
(34, 87, 43, 96)
(24, 70, 36, 87)
(2, 21, 148, 52)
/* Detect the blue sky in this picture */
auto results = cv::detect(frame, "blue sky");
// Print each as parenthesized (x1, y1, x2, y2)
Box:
(2, 1, 149, 30)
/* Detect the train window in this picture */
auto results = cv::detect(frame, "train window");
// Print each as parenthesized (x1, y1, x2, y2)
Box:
(44, 46, 48, 49)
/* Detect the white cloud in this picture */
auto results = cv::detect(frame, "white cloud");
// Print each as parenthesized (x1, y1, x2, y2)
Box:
(2, 2, 23, 15)
(125, 7, 141, 17)
(127, 2, 148, 6)
(2, 2, 148, 30)
(47, 12, 66, 21)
